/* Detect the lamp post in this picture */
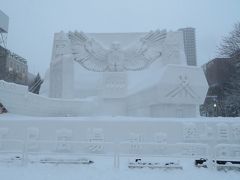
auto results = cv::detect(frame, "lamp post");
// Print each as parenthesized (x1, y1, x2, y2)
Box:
(213, 103, 217, 117)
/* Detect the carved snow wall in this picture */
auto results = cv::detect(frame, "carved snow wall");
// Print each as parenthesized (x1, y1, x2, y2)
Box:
(0, 117, 239, 160)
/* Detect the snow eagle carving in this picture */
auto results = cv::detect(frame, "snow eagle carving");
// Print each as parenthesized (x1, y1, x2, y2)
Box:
(68, 30, 166, 72)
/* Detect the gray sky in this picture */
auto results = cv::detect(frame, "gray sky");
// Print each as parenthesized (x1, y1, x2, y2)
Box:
(1, 0, 240, 75)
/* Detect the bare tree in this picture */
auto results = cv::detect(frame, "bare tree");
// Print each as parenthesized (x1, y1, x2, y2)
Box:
(28, 73, 43, 94)
(216, 22, 240, 116)
(218, 22, 240, 57)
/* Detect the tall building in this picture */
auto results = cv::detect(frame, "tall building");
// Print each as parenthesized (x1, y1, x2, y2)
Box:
(178, 27, 197, 66)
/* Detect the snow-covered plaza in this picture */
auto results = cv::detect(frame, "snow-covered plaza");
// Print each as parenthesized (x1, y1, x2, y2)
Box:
(0, 156, 240, 180)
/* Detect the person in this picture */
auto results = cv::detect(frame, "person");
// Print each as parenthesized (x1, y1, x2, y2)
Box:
(0, 103, 7, 114)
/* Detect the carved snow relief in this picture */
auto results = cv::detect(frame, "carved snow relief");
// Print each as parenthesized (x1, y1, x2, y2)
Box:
(27, 127, 39, 151)
(181, 143, 208, 157)
(55, 129, 73, 152)
(154, 132, 168, 155)
(87, 128, 104, 153)
(232, 124, 240, 142)
(215, 144, 240, 159)
(128, 133, 143, 154)
(183, 123, 200, 142)
(217, 123, 229, 142)
(0, 128, 8, 150)
(100, 72, 128, 98)
(155, 132, 167, 143)
(166, 75, 200, 99)
(68, 30, 166, 72)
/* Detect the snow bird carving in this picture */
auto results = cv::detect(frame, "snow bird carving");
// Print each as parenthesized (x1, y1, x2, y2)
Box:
(68, 30, 166, 72)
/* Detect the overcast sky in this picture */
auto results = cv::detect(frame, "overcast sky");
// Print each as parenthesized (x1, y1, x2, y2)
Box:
(1, 0, 240, 75)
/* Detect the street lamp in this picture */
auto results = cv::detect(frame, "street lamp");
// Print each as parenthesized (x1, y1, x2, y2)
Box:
(213, 103, 217, 116)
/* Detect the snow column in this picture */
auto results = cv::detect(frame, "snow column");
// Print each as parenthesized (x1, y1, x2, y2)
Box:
(49, 32, 74, 99)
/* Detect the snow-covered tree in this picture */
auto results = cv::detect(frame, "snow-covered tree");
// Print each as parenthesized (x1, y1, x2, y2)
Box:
(216, 22, 240, 116)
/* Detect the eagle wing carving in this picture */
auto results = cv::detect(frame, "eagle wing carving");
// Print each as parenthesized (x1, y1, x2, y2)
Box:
(68, 31, 109, 72)
(68, 30, 166, 72)
(123, 29, 166, 71)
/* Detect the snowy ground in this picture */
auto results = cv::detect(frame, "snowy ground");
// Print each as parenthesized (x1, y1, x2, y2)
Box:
(0, 156, 239, 180)
(0, 113, 240, 179)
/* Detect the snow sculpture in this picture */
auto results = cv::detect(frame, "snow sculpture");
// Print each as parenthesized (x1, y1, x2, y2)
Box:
(217, 123, 229, 142)
(99, 72, 128, 98)
(68, 30, 166, 72)
(50, 32, 74, 99)
(200, 124, 214, 140)
(0, 29, 208, 117)
(155, 132, 167, 143)
(0, 128, 8, 149)
(181, 144, 208, 157)
(0, 117, 239, 161)
(128, 133, 143, 154)
(56, 129, 73, 152)
(165, 75, 200, 99)
(216, 144, 240, 159)
(27, 127, 39, 151)
(216, 145, 230, 158)
(183, 123, 199, 142)
(232, 124, 240, 141)
(87, 128, 104, 153)
(154, 133, 167, 155)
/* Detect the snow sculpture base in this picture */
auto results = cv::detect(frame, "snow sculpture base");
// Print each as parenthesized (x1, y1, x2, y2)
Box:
(0, 63, 207, 117)
(0, 115, 239, 162)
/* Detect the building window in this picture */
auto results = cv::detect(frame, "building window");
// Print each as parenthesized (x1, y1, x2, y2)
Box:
(16, 65, 20, 72)
(9, 61, 13, 68)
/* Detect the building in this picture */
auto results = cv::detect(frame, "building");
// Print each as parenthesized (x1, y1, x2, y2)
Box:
(0, 9, 8, 48)
(0, 10, 28, 85)
(178, 27, 197, 66)
(0, 46, 28, 85)
(203, 58, 233, 87)
(201, 57, 240, 116)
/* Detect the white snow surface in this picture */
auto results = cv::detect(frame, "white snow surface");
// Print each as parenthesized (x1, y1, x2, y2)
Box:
(0, 114, 240, 179)
(0, 156, 239, 180)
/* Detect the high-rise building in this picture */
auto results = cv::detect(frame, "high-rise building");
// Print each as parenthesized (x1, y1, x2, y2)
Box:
(178, 27, 197, 66)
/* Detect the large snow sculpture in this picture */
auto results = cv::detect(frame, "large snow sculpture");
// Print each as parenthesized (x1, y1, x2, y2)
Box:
(0, 29, 208, 117)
